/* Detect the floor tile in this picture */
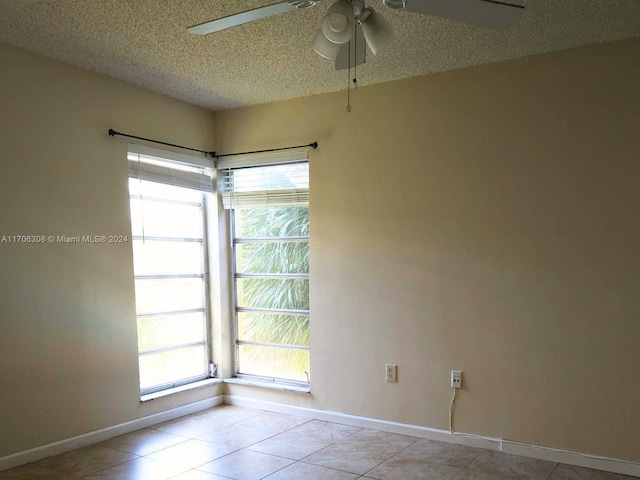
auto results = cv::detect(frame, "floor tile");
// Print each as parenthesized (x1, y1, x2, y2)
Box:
(247, 430, 334, 460)
(264, 461, 360, 479)
(192, 406, 264, 427)
(0, 464, 75, 479)
(465, 450, 558, 480)
(168, 470, 230, 480)
(452, 470, 526, 480)
(549, 464, 635, 480)
(397, 438, 484, 468)
(303, 447, 392, 476)
(237, 411, 309, 432)
(81, 457, 179, 479)
(303, 430, 418, 474)
(7, 406, 633, 480)
(345, 429, 419, 452)
(100, 428, 189, 456)
(35, 445, 137, 478)
(151, 406, 262, 438)
(145, 439, 237, 471)
(365, 456, 462, 480)
(247, 419, 361, 460)
(197, 449, 294, 480)
(151, 414, 214, 438)
(197, 422, 280, 448)
(288, 420, 362, 443)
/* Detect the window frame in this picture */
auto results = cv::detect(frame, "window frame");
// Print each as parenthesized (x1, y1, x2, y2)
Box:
(218, 155, 310, 387)
(127, 144, 215, 395)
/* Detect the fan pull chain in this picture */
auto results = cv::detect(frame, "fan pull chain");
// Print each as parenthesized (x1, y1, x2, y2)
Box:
(346, 24, 360, 113)
(346, 38, 352, 113)
(353, 24, 358, 90)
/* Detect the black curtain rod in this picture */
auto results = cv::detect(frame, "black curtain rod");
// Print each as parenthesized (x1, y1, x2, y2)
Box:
(108, 129, 215, 157)
(108, 129, 318, 159)
(214, 141, 318, 159)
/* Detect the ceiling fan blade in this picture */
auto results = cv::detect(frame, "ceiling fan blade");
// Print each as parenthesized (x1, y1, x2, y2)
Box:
(400, 0, 524, 29)
(188, 2, 301, 35)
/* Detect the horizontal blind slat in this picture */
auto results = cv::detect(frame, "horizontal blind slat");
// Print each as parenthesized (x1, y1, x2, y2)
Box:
(129, 161, 213, 192)
(221, 188, 309, 208)
(219, 161, 309, 209)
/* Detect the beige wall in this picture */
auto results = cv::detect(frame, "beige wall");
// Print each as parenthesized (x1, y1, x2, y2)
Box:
(1, 36, 638, 464)
(0, 42, 222, 458)
(217, 37, 640, 462)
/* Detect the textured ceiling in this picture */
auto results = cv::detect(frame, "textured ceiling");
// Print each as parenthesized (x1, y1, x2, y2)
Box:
(1, 0, 640, 111)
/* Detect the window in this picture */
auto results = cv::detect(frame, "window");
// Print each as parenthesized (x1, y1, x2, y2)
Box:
(128, 145, 214, 394)
(220, 155, 310, 385)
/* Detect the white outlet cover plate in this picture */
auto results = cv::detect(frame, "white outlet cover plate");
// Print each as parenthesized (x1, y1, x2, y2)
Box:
(386, 364, 397, 382)
(451, 370, 462, 388)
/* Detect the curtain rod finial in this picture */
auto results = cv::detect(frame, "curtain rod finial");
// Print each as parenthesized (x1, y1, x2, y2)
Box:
(108, 129, 117, 136)
(311, 142, 318, 149)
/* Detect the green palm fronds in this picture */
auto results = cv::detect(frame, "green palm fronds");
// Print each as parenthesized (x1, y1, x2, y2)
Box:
(236, 205, 310, 380)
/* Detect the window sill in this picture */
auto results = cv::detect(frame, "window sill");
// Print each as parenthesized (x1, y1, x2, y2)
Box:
(140, 378, 224, 402)
(225, 377, 310, 393)
(140, 377, 309, 403)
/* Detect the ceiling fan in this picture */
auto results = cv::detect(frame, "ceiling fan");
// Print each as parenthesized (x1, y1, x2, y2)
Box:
(187, 0, 524, 70)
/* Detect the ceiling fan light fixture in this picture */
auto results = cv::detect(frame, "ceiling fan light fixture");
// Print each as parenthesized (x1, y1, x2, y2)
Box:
(290, 1, 318, 8)
(321, 0, 356, 44)
(360, 9, 393, 55)
(312, 28, 342, 60)
(382, 0, 406, 9)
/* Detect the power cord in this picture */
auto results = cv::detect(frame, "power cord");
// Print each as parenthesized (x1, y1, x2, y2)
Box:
(448, 387, 457, 433)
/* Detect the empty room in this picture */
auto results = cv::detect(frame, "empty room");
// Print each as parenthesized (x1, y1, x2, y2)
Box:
(0, 1, 638, 479)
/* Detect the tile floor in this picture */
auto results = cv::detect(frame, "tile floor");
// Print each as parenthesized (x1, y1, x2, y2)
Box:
(0, 405, 636, 480)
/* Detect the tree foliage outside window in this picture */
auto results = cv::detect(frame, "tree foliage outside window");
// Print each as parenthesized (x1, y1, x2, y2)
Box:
(235, 205, 310, 382)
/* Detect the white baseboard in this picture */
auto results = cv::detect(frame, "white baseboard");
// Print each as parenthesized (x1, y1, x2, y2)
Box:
(225, 394, 640, 478)
(3, 393, 638, 478)
(0, 395, 223, 473)
(225, 394, 502, 450)
(502, 441, 640, 478)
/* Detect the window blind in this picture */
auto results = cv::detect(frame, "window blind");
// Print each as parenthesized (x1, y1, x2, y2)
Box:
(127, 143, 214, 192)
(218, 151, 309, 209)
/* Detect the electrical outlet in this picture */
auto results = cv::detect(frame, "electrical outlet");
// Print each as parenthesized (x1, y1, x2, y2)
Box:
(451, 370, 462, 389)
(386, 364, 397, 383)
